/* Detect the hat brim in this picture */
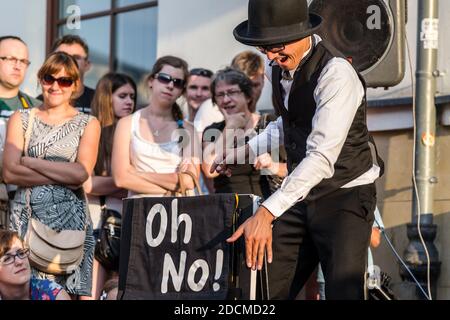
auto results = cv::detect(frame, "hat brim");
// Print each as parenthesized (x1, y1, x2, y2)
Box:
(233, 13, 322, 46)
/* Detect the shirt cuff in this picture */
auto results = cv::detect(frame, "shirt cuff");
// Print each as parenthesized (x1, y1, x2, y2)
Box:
(247, 135, 264, 157)
(261, 188, 301, 218)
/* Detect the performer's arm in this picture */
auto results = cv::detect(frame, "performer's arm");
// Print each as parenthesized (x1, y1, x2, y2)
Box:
(247, 116, 284, 157)
(262, 58, 365, 217)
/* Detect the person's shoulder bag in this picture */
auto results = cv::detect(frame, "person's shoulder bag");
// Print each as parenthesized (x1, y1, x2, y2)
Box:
(164, 170, 203, 197)
(94, 197, 121, 271)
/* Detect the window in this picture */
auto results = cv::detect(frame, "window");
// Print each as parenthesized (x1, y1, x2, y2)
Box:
(47, 0, 157, 93)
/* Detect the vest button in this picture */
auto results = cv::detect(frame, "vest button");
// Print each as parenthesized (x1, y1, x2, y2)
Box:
(291, 142, 297, 150)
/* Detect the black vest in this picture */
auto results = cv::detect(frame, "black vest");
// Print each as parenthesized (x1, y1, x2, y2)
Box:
(271, 40, 374, 201)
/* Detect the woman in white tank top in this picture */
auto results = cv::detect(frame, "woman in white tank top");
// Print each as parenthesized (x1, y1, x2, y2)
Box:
(112, 56, 200, 198)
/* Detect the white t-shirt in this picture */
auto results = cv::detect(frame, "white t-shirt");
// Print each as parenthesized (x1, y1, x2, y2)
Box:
(193, 99, 224, 134)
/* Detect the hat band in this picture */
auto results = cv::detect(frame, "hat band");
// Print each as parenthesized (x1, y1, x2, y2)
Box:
(247, 20, 312, 41)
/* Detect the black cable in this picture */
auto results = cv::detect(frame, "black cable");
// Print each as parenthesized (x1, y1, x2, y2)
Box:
(375, 220, 431, 300)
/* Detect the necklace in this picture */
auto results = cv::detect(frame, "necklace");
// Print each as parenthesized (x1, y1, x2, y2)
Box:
(146, 107, 172, 137)
(148, 118, 168, 137)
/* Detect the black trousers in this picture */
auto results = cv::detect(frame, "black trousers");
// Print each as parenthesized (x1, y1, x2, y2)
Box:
(267, 183, 376, 300)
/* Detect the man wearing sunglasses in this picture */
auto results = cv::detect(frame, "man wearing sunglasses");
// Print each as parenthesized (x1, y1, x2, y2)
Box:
(0, 36, 41, 231)
(212, 0, 383, 300)
(37, 35, 95, 114)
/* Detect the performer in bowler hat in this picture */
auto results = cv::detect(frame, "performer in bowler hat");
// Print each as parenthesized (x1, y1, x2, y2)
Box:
(212, 0, 384, 299)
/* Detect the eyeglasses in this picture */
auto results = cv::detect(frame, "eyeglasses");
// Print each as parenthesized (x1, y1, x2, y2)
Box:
(0, 56, 31, 67)
(256, 44, 286, 54)
(0, 248, 30, 265)
(71, 54, 88, 62)
(215, 89, 243, 101)
(189, 68, 213, 78)
(155, 73, 186, 90)
(41, 74, 75, 88)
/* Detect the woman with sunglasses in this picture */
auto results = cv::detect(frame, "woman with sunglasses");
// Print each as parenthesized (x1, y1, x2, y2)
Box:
(112, 56, 199, 198)
(0, 227, 71, 300)
(80, 73, 136, 300)
(2, 52, 101, 298)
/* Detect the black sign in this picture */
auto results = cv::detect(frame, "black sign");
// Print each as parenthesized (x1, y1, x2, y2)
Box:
(118, 194, 237, 300)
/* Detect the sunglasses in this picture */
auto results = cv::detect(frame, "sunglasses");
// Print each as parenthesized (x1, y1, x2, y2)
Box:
(189, 68, 213, 78)
(155, 73, 186, 90)
(41, 74, 75, 88)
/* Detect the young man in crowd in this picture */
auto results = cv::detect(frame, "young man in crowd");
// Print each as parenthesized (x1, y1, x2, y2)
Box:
(0, 35, 41, 230)
(185, 68, 213, 123)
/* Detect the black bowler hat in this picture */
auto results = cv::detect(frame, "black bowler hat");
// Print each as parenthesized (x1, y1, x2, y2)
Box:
(233, 0, 322, 46)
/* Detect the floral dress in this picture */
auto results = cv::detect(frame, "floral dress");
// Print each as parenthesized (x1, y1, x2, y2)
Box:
(29, 278, 63, 300)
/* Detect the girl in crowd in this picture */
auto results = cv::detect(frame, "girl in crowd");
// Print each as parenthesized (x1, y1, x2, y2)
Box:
(0, 230, 70, 300)
(2, 52, 100, 297)
(202, 68, 286, 195)
(112, 56, 199, 198)
(83, 73, 136, 299)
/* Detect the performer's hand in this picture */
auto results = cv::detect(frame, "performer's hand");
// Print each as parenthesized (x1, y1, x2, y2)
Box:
(227, 206, 276, 270)
(210, 144, 249, 177)
(254, 153, 277, 173)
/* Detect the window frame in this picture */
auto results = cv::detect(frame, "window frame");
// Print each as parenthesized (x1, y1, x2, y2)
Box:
(46, 0, 158, 71)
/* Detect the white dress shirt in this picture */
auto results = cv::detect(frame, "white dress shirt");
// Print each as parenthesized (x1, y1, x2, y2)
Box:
(248, 35, 380, 217)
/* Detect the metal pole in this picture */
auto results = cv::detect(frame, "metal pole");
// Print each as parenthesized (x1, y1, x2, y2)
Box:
(402, 0, 441, 299)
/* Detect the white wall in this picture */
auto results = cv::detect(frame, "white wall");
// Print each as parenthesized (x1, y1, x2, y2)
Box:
(0, 0, 47, 97)
(157, 0, 273, 109)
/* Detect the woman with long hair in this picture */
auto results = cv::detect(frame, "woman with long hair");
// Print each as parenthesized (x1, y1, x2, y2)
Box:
(112, 56, 199, 198)
(82, 73, 136, 299)
(2, 52, 100, 297)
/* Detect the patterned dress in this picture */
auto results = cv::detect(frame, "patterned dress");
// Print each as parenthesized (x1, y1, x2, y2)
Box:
(29, 278, 63, 300)
(9, 110, 95, 296)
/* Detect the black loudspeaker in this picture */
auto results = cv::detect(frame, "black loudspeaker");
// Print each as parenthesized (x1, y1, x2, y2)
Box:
(309, 0, 406, 88)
